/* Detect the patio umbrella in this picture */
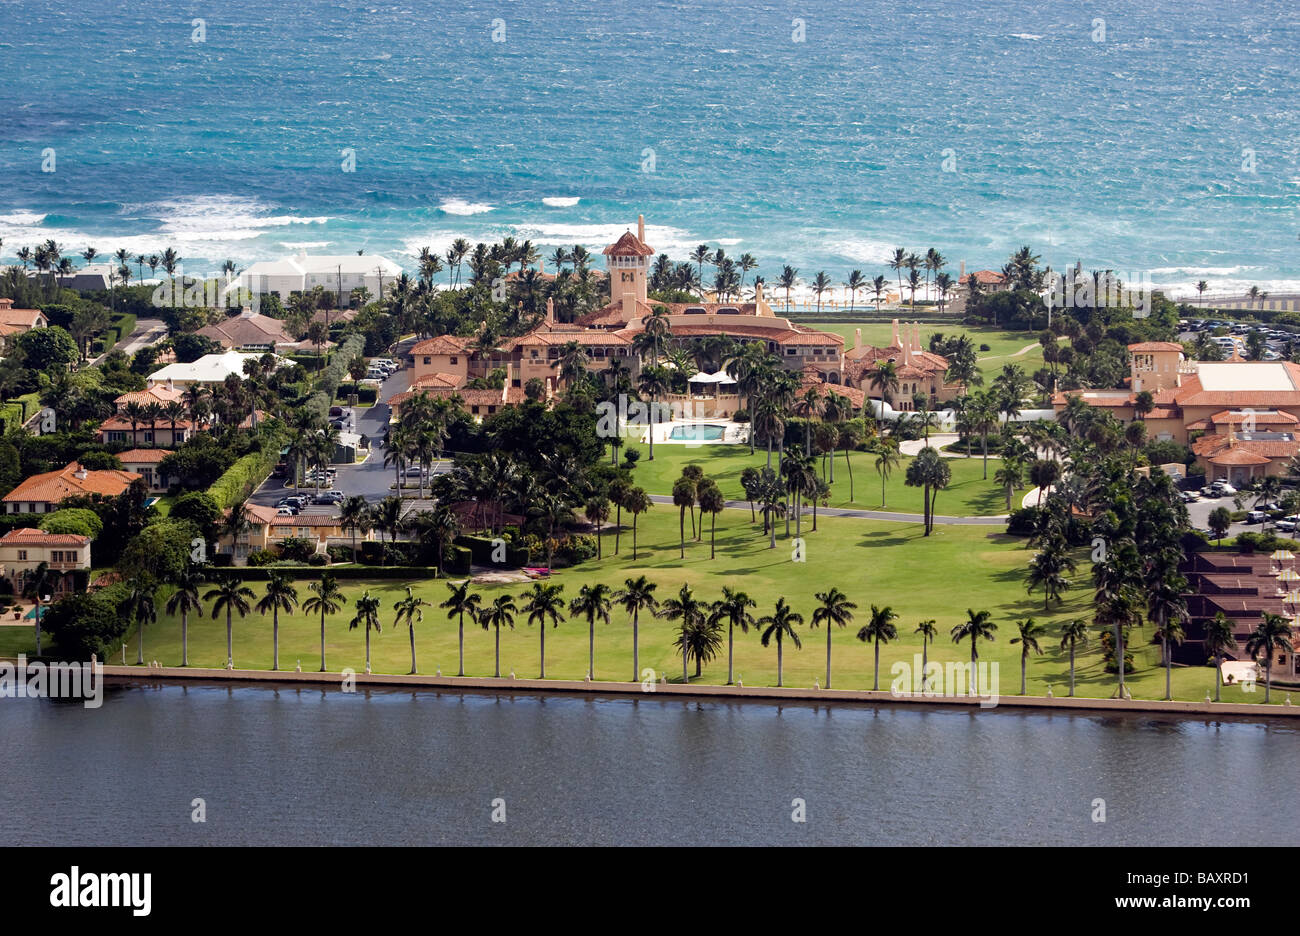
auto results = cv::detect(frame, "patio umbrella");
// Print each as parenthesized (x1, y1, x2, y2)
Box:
(1284, 591, 1300, 604)
(1271, 550, 1296, 561)
(1279, 569, 1300, 583)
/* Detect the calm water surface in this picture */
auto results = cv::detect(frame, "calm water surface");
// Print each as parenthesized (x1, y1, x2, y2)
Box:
(4, 682, 1296, 846)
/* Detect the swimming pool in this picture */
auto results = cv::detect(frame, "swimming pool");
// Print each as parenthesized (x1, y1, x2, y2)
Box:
(668, 424, 726, 441)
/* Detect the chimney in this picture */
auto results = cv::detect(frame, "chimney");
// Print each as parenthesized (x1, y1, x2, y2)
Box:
(854, 327, 861, 351)
(637, 214, 645, 243)
(891, 319, 900, 348)
(503, 362, 512, 402)
(904, 335, 911, 366)
(0, 298, 12, 310)
(914, 322, 921, 351)
(73, 466, 88, 480)
(959, 260, 965, 282)
(546, 297, 555, 325)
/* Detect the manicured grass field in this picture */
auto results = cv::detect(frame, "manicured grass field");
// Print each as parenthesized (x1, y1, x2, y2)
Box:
(623, 440, 1014, 516)
(4, 506, 1283, 705)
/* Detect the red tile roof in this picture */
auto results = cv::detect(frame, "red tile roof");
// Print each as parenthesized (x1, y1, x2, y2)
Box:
(410, 335, 471, 356)
(1129, 341, 1186, 352)
(603, 230, 655, 257)
(0, 527, 90, 547)
(2, 462, 141, 504)
(116, 449, 170, 463)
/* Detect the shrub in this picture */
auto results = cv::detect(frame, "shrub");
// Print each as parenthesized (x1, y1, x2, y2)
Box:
(42, 593, 128, 660)
(979, 343, 991, 352)
(1007, 507, 1038, 536)
(308, 553, 330, 566)
(206, 446, 280, 509)
(554, 534, 597, 567)
(247, 548, 279, 566)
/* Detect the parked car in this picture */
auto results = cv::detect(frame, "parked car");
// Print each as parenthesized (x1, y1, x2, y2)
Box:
(1277, 519, 1297, 532)
(1213, 482, 1238, 495)
(329, 406, 344, 418)
(1246, 510, 1267, 524)
(277, 506, 299, 516)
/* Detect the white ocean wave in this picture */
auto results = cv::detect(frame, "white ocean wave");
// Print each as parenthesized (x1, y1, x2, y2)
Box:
(541, 197, 581, 207)
(439, 199, 495, 216)
(0, 210, 46, 226)
(1011, 33, 1043, 40)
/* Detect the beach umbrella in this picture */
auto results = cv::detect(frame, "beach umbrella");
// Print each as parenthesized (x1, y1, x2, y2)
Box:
(1279, 569, 1300, 583)
(1284, 591, 1300, 604)
(1271, 550, 1295, 560)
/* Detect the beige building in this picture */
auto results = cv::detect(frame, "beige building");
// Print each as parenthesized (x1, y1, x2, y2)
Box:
(2, 462, 142, 514)
(0, 528, 92, 597)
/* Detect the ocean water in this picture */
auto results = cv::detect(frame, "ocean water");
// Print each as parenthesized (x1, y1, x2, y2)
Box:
(1, 0, 1298, 298)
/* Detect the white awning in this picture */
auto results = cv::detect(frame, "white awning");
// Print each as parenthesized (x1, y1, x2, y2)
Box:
(687, 371, 737, 384)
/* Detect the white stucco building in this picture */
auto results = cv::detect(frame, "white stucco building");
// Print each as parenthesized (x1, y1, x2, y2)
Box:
(225, 252, 403, 304)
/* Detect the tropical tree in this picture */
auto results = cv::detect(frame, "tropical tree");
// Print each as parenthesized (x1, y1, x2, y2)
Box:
(856, 604, 898, 691)
(1058, 619, 1089, 697)
(658, 583, 707, 683)
(204, 577, 255, 669)
(756, 598, 804, 688)
(165, 569, 205, 667)
(811, 587, 857, 689)
(482, 594, 517, 678)
(569, 583, 613, 680)
(339, 495, 371, 563)
(522, 581, 566, 678)
(951, 608, 997, 677)
(256, 571, 299, 672)
(303, 571, 345, 672)
(915, 619, 938, 691)
(440, 580, 481, 677)
(872, 438, 901, 507)
(349, 591, 383, 673)
(388, 585, 427, 674)
(120, 583, 156, 667)
(623, 487, 650, 560)
(1009, 618, 1045, 695)
(697, 479, 726, 559)
(1245, 612, 1294, 703)
(614, 575, 659, 682)
(711, 586, 756, 686)
(1203, 612, 1235, 703)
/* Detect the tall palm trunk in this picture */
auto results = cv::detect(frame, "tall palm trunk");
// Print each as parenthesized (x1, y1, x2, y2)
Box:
(539, 625, 546, 679)
(614, 503, 622, 554)
(647, 396, 655, 461)
(873, 638, 881, 691)
(710, 513, 717, 559)
(409, 625, 417, 675)
(1068, 643, 1076, 697)
(226, 609, 233, 667)
(1164, 641, 1171, 700)
(319, 614, 327, 672)
(727, 622, 735, 685)
(181, 611, 189, 666)
(776, 634, 784, 687)
(1213, 651, 1222, 702)
(825, 625, 833, 689)
(632, 613, 640, 682)
(1116, 624, 1126, 698)
(272, 610, 279, 671)
(588, 618, 595, 679)
(458, 613, 465, 676)
(494, 624, 501, 678)
(365, 627, 371, 671)
(682, 636, 689, 684)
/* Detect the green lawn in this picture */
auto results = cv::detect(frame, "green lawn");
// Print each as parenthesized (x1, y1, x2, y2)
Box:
(804, 322, 1052, 381)
(622, 440, 1013, 516)
(5, 505, 1285, 705)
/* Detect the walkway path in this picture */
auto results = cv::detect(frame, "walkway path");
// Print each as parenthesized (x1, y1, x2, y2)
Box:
(645, 493, 1007, 526)
(91, 317, 166, 366)
(897, 432, 999, 459)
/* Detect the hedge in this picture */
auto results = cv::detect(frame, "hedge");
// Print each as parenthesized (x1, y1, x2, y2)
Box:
(305, 335, 365, 423)
(205, 565, 444, 581)
(109, 313, 136, 346)
(206, 447, 280, 509)
(456, 534, 529, 567)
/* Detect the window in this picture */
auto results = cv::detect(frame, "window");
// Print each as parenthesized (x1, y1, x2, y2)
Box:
(17, 550, 26, 560)
(449, 356, 458, 365)
(423, 357, 431, 365)
(786, 348, 796, 355)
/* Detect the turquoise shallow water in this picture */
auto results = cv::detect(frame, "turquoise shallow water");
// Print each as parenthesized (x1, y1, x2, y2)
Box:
(1, 0, 1298, 297)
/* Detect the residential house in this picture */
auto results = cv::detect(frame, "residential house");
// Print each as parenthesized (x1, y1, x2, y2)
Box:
(2, 462, 142, 514)
(0, 528, 92, 597)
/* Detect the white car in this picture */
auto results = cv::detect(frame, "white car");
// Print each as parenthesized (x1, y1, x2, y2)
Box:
(1213, 482, 1238, 495)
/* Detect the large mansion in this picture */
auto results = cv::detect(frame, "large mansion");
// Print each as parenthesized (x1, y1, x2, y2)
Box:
(1054, 342, 1300, 485)
(401, 216, 958, 417)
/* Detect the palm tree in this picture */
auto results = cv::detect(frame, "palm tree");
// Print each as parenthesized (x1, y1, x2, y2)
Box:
(811, 271, 831, 313)
(349, 591, 383, 673)
(811, 587, 857, 689)
(844, 270, 865, 311)
(339, 495, 371, 563)
(1009, 618, 1045, 695)
(855, 604, 897, 691)
(303, 572, 345, 672)
(393, 585, 430, 675)
(623, 487, 651, 560)
(23, 562, 58, 657)
(659, 584, 706, 683)
(951, 609, 997, 679)
(1150, 579, 1187, 701)
(777, 265, 798, 310)
(1058, 619, 1089, 697)
(1203, 612, 1235, 703)
(915, 620, 938, 690)
(757, 597, 803, 688)
(711, 586, 756, 686)
(1245, 612, 1294, 703)
(440, 580, 481, 677)
(120, 584, 156, 667)
(204, 577, 255, 669)
(522, 582, 565, 678)
(870, 274, 889, 312)
(869, 360, 900, 407)
(872, 439, 901, 508)
(165, 569, 205, 667)
(671, 476, 694, 559)
(613, 575, 659, 682)
(569, 583, 613, 680)
(256, 572, 299, 671)
(482, 595, 518, 678)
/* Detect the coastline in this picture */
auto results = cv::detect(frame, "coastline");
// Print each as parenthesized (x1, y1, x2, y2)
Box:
(100, 665, 1300, 722)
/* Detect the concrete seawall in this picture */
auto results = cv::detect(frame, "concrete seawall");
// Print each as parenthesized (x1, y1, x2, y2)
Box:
(101, 665, 1300, 720)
